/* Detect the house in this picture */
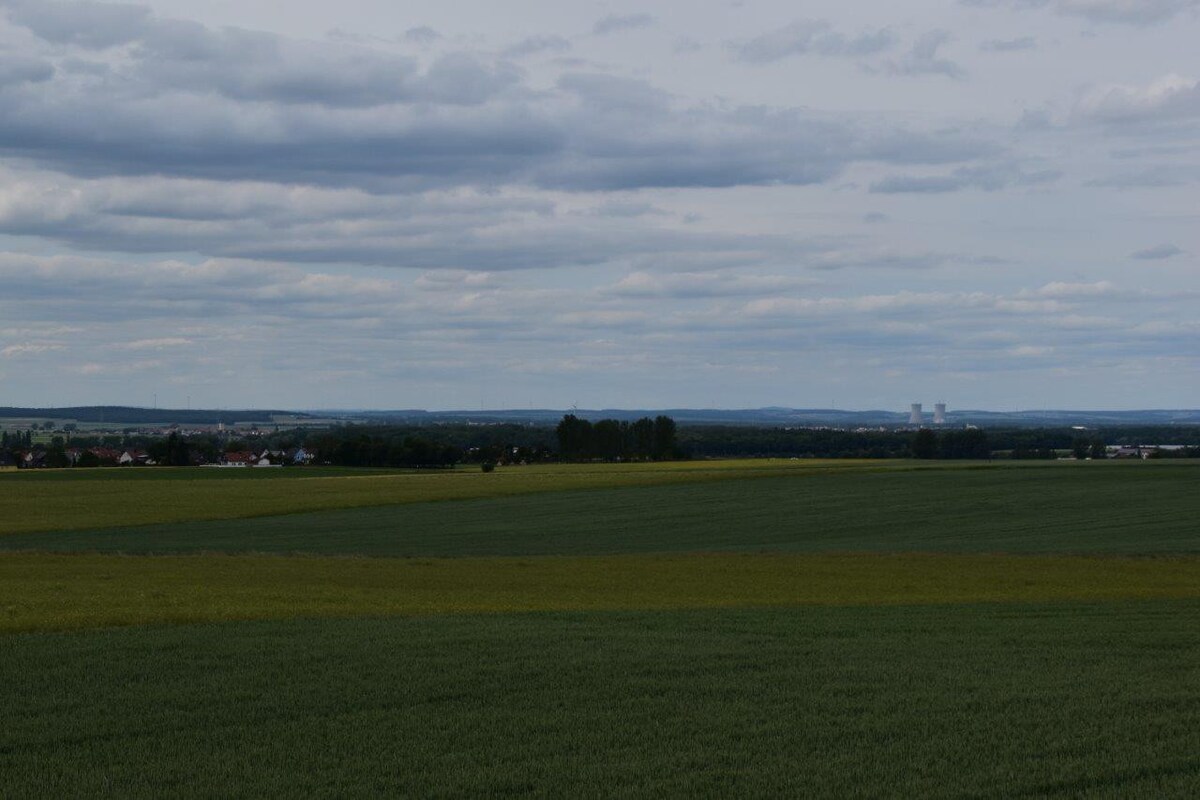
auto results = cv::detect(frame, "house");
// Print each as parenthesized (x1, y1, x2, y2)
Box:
(257, 449, 290, 465)
(222, 450, 257, 466)
(90, 447, 122, 465)
(119, 449, 153, 466)
(291, 447, 314, 465)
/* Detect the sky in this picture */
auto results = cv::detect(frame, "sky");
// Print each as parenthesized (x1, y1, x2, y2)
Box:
(0, 0, 1197, 411)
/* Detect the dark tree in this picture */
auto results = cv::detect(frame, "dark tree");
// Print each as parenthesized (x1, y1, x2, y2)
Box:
(911, 428, 938, 459)
(45, 436, 70, 468)
(556, 415, 593, 459)
(653, 415, 677, 460)
(939, 429, 991, 460)
(630, 417, 656, 458)
(592, 419, 625, 461)
(165, 432, 191, 466)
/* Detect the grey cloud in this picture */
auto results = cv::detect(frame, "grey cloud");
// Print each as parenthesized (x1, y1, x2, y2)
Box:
(3, 1, 517, 109)
(416, 53, 524, 105)
(413, 270, 502, 292)
(555, 72, 670, 114)
(579, 202, 668, 218)
(1086, 165, 1200, 187)
(537, 96, 996, 192)
(607, 271, 816, 299)
(404, 26, 440, 44)
(0, 168, 860, 272)
(1131, 243, 1184, 260)
(980, 36, 1038, 51)
(870, 163, 1061, 193)
(137, 33, 518, 108)
(805, 250, 953, 270)
(890, 31, 965, 78)
(730, 20, 896, 64)
(0, 252, 407, 327)
(0, 4, 994, 195)
(961, 0, 1199, 25)
(1, 0, 151, 47)
(502, 35, 571, 58)
(1016, 108, 1054, 130)
(873, 175, 965, 193)
(2, 240, 1194, 406)
(592, 13, 655, 35)
(0, 54, 53, 86)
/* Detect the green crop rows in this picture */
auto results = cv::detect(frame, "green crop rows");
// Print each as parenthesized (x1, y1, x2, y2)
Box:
(2, 460, 1198, 796)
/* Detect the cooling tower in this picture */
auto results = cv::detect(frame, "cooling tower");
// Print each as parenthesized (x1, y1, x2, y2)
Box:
(934, 403, 947, 425)
(909, 403, 923, 425)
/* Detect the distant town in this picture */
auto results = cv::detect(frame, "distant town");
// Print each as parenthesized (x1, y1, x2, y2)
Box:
(2, 405, 1197, 469)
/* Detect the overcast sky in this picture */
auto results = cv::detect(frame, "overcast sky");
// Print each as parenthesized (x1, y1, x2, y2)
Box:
(1, 0, 1197, 411)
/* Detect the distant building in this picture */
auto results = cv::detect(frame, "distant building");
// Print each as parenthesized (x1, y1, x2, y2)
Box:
(119, 449, 152, 466)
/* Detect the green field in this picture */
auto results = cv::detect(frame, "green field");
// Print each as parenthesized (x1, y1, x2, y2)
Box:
(2, 460, 1198, 796)
(0, 459, 896, 535)
(4, 462, 1198, 556)
(5, 605, 1198, 798)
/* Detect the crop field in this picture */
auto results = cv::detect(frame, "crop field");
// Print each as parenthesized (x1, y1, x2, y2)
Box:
(0, 458, 898, 535)
(3, 461, 1199, 556)
(2, 459, 1199, 797)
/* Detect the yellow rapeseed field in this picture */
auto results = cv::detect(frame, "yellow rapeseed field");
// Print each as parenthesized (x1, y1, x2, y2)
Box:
(4, 551, 1198, 633)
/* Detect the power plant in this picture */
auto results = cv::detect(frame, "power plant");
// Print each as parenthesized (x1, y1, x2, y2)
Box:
(908, 402, 948, 425)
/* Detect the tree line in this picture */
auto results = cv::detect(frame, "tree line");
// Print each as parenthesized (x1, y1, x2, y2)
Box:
(909, 428, 992, 459)
(6, 421, 1200, 468)
(556, 414, 679, 461)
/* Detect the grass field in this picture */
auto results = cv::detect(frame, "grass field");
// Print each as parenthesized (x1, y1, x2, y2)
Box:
(2, 459, 1199, 796)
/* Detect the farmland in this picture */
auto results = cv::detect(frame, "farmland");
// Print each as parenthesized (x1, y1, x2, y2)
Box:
(3, 461, 1198, 556)
(2, 460, 1199, 796)
(0, 458, 894, 536)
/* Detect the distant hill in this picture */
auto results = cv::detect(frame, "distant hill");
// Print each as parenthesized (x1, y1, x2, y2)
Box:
(341, 407, 1200, 428)
(0, 406, 308, 425)
(4, 405, 1199, 428)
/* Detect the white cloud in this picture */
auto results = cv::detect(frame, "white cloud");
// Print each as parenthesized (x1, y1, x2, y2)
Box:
(1, 342, 66, 357)
(1075, 74, 1200, 122)
(1008, 345, 1053, 357)
(1032, 281, 1119, 298)
(730, 20, 896, 63)
(592, 13, 655, 35)
(962, 0, 1199, 25)
(980, 36, 1038, 52)
(113, 338, 194, 350)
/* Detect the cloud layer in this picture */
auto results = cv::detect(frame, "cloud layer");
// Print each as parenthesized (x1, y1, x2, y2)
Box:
(0, 0, 1196, 409)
